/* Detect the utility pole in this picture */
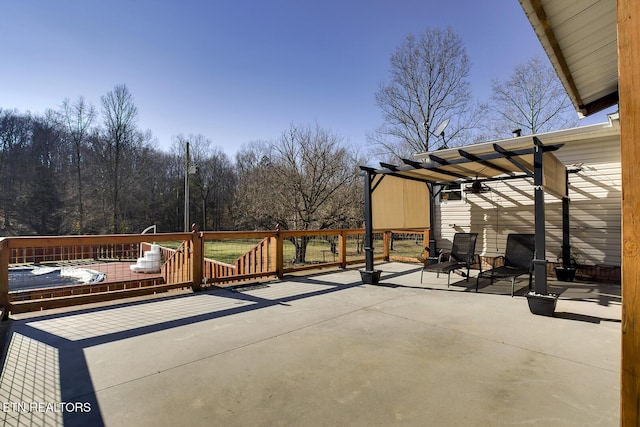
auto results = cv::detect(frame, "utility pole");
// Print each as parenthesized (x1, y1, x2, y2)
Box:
(184, 141, 190, 232)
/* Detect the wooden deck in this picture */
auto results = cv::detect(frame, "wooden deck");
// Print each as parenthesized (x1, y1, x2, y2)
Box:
(87, 261, 163, 284)
(8, 262, 171, 308)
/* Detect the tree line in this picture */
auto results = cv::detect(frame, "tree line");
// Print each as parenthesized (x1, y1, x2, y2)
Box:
(0, 85, 363, 236)
(1, 27, 578, 237)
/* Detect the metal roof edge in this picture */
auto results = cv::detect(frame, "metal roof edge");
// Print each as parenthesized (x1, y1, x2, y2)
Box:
(413, 119, 620, 160)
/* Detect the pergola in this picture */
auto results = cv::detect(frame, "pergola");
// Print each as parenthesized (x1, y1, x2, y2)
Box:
(360, 136, 570, 296)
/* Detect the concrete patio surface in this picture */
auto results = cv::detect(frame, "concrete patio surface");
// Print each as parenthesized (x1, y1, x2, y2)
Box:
(0, 262, 621, 426)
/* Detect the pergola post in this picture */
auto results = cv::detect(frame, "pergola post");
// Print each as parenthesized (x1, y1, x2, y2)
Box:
(561, 169, 571, 268)
(427, 183, 437, 257)
(532, 138, 548, 294)
(360, 168, 379, 284)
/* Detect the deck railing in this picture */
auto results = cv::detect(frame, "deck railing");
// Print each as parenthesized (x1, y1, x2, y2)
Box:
(0, 228, 430, 316)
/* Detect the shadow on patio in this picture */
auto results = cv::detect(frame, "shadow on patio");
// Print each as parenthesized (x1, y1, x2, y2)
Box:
(0, 262, 620, 426)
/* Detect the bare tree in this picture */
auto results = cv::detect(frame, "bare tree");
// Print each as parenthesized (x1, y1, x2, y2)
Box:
(0, 109, 33, 232)
(195, 148, 235, 230)
(16, 110, 65, 235)
(234, 124, 362, 262)
(372, 27, 485, 159)
(100, 84, 139, 233)
(60, 97, 96, 233)
(232, 140, 279, 230)
(489, 56, 578, 137)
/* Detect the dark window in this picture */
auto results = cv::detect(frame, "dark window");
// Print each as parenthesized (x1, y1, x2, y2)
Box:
(439, 183, 463, 202)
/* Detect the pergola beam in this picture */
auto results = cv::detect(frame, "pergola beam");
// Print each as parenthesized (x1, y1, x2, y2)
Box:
(458, 149, 515, 176)
(493, 143, 534, 176)
(379, 162, 399, 170)
(401, 157, 469, 180)
(428, 154, 486, 179)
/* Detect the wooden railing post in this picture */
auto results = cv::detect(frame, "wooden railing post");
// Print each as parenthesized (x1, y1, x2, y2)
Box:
(338, 231, 347, 268)
(383, 231, 391, 261)
(275, 230, 284, 278)
(424, 229, 430, 258)
(191, 232, 203, 291)
(0, 238, 9, 319)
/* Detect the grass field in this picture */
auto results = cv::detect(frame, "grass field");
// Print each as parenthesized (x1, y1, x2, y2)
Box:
(204, 237, 360, 265)
(159, 232, 423, 266)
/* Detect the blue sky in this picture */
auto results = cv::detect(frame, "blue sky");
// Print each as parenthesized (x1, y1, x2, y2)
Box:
(1, 0, 616, 156)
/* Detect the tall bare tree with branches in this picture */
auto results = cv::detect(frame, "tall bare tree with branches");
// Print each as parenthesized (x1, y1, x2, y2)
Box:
(60, 97, 96, 233)
(372, 27, 485, 159)
(489, 56, 578, 138)
(100, 84, 139, 233)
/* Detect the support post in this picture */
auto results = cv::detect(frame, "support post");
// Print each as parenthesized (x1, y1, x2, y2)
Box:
(338, 231, 347, 268)
(618, 1, 640, 423)
(359, 168, 381, 284)
(275, 229, 284, 278)
(532, 138, 548, 294)
(363, 169, 375, 273)
(191, 230, 203, 292)
(424, 229, 431, 259)
(0, 239, 9, 319)
(561, 169, 571, 268)
(383, 231, 391, 261)
(427, 183, 437, 257)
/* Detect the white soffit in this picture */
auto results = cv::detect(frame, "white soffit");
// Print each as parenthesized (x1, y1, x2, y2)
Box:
(518, 0, 618, 116)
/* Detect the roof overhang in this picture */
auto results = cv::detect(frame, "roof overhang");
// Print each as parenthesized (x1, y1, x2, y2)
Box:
(518, 0, 618, 116)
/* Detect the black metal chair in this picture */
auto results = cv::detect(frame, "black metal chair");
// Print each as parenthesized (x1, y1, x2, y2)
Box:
(421, 233, 479, 285)
(476, 234, 535, 297)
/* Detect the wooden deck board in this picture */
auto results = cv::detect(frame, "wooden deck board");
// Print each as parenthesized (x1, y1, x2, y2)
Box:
(87, 261, 163, 284)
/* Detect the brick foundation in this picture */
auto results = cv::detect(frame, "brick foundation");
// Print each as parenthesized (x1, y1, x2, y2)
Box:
(477, 256, 620, 284)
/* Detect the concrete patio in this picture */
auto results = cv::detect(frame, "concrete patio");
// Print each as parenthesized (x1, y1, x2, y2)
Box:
(0, 262, 621, 426)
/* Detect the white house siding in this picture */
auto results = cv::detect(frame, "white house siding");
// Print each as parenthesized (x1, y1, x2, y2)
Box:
(435, 124, 621, 269)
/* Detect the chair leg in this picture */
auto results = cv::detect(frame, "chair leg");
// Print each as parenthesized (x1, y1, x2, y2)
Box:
(511, 278, 515, 297)
(475, 276, 480, 292)
(420, 269, 424, 284)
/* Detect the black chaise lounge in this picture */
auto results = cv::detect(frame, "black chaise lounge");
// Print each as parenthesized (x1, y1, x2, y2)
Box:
(476, 233, 535, 297)
(421, 232, 479, 285)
